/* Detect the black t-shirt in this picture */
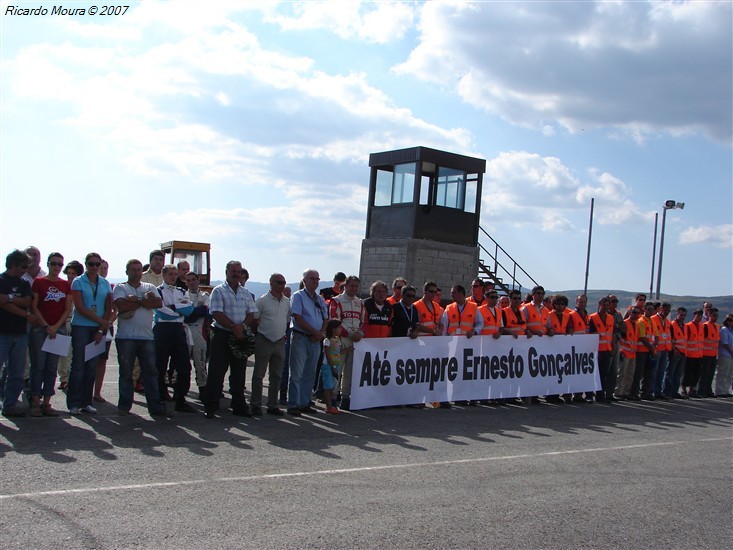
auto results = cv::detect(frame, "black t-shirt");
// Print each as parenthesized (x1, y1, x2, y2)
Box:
(0, 273, 32, 334)
(391, 302, 419, 337)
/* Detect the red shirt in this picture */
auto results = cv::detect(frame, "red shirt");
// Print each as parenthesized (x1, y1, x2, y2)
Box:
(32, 277, 71, 325)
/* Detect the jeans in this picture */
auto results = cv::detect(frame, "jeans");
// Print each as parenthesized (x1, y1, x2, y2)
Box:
(288, 331, 320, 410)
(663, 353, 685, 396)
(116, 339, 165, 414)
(652, 350, 668, 397)
(251, 333, 285, 409)
(713, 355, 732, 396)
(280, 328, 291, 398)
(0, 333, 28, 410)
(67, 325, 100, 410)
(29, 326, 67, 397)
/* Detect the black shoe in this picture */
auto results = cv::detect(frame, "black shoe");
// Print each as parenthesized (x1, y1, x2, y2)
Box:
(455, 400, 469, 406)
(439, 401, 452, 409)
(204, 410, 217, 419)
(287, 408, 302, 417)
(278, 396, 288, 406)
(627, 395, 641, 401)
(339, 398, 351, 411)
(233, 407, 253, 418)
(250, 406, 263, 416)
(267, 407, 284, 416)
(545, 396, 563, 404)
(150, 409, 172, 418)
(2, 406, 26, 418)
(299, 406, 318, 414)
(175, 401, 196, 413)
(641, 394, 655, 401)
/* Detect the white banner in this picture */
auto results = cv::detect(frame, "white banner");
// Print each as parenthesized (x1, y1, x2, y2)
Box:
(350, 334, 601, 410)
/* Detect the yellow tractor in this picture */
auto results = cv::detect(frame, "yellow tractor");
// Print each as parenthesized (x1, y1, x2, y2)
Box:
(160, 240, 212, 291)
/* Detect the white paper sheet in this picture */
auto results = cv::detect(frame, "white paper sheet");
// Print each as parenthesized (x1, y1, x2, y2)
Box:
(84, 339, 107, 361)
(41, 334, 72, 357)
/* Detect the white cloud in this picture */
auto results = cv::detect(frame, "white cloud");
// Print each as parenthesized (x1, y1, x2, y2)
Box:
(2, 9, 468, 183)
(481, 151, 649, 229)
(679, 225, 733, 248)
(396, 0, 732, 143)
(267, 1, 416, 44)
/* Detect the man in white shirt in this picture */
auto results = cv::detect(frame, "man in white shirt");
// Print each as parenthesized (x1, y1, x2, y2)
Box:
(113, 259, 167, 416)
(251, 273, 291, 416)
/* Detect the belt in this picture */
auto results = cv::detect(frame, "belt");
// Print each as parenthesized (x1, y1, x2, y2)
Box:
(292, 330, 310, 337)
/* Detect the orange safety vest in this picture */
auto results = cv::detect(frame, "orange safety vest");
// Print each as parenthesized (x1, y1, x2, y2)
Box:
(684, 322, 703, 358)
(522, 303, 548, 335)
(636, 316, 656, 353)
(478, 304, 500, 335)
(651, 314, 672, 352)
(548, 310, 572, 334)
(619, 319, 637, 358)
(589, 312, 614, 352)
(386, 296, 399, 306)
(502, 307, 526, 336)
(445, 301, 478, 335)
(670, 319, 687, 355)
(702, 322, 720, 357)
(570, 310, 589, 333)
(414, 299, 442, 336)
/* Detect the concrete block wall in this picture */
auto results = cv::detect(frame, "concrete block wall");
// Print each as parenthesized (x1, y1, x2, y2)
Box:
(359, 238, 478, 297)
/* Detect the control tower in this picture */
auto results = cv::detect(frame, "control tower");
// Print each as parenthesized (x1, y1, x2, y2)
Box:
(358, 146, 486, 296)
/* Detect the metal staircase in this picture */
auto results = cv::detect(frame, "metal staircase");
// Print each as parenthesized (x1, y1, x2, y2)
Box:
(478, 226, 538, 295)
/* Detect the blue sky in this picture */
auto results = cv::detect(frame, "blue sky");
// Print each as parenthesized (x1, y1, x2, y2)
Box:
(1, 1, 731, 296)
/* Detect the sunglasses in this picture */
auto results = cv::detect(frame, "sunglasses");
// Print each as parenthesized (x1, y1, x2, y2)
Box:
(87, 262, 101, 267)
(403, 294, 416, 299)
(48, 261, 64, 267)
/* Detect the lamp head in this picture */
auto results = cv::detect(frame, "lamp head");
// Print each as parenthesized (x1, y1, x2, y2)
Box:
(664, 200, 684, 210)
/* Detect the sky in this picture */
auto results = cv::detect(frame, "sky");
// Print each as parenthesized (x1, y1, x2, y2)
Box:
(1, 0, 731, 297)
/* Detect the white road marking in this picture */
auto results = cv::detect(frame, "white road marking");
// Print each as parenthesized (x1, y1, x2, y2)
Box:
(1, 436, 729, 500)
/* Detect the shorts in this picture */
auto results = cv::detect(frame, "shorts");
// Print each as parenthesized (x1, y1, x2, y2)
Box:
(321, 363, 340, 392)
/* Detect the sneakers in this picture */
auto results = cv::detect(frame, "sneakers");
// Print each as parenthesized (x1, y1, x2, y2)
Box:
(69, 407, 81, 415)
(81, 405, 98, 414)
(325, 406, 340, 415)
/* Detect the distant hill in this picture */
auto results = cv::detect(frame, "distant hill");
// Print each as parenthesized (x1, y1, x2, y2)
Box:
(551, 290, 733, 315)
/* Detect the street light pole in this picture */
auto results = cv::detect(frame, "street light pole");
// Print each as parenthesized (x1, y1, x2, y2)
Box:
(655, 200, 685, 300)
(649, 212, 658, 298)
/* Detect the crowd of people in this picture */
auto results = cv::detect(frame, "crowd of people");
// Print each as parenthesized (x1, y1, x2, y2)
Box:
(1, 246, 732, 420)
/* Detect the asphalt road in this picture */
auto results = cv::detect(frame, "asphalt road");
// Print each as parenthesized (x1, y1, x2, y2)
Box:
(1, 356, 731, 550)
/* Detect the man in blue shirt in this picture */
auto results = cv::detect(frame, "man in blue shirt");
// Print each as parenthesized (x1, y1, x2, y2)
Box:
(288, 269, 328, 416)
